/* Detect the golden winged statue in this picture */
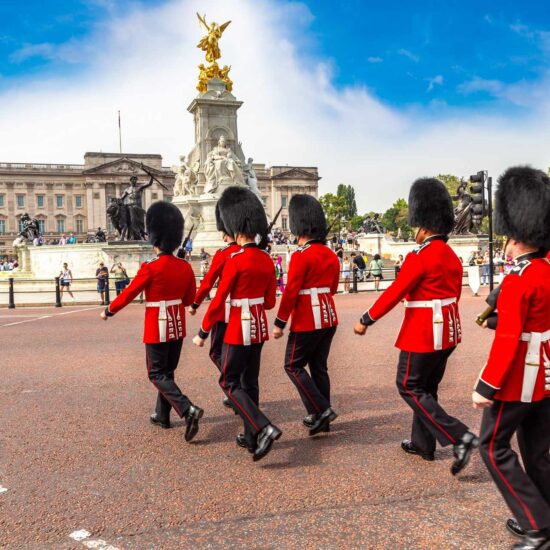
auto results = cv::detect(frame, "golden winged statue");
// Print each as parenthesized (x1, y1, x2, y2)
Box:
(196, 13, 231, 63)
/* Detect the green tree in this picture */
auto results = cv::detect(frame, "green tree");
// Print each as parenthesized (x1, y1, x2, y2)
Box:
(336, 184, 357, 219)
(436, 174, 462, 204)
(381, 198, 411, 236)
(319, 193, 348, 231)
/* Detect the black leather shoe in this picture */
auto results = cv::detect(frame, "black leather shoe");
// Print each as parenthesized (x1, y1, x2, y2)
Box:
(223, 397, 238, 414)
(184, 405, 204, 442)
(511, 530, 550, 550)
(507, 518, 526, 538)
(149, 413, 170, 429)
(451, 431, 479, 475)
(236, 433, 254, 453)
(401, 439, 435, 461)
(309, 407, 337, 436)
(303, 414, 330, 432)
(253, 424, 282, 462)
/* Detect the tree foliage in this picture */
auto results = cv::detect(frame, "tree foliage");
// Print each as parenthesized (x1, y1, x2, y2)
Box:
(336, 184, 357, 219)
(319, 193, 348, 231)
(436, 174, 462, 205)
(381, 198, 411, 236)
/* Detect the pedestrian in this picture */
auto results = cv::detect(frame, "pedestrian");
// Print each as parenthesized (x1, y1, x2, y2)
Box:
(342, 255, 351, 293)
(275, 256, 285, 295)
(351, 251, 366, 281)
(184, 237, 193, 260)
(481, 250, 490, 285)
(395, 254, 404, 277)
(193, 186, 281, 462)
(336, 244, 344, 264)
(272, 194, 340, 434)
(110, 261, 129, 296)
(368, 254, 384, 291)
(95, 262, 109, 305)
(100, 201, 203, 442)
(58, 263, 75, 303)
(472, 166, 550, 550)
(354, 177, 479, 476)
(188, 201, 240, 410)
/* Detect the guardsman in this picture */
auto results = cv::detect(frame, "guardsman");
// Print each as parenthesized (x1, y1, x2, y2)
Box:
(188, 203, 240, 411)
(472, 166, 550, 550)
(101, 201, 204, 442)
(272, 194, 340, 434)
(354, 178, 478, 475)
(193, 187, 281, 462)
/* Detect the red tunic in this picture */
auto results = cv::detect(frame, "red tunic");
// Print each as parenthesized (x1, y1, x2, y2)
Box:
(192, 242, 240, 320)
(475, 255, 550, 402)
(107, 254, 196, 344)
(361, 236, 463, 352)
(274, 241, 340, 332)
(198, 244, 277, 345)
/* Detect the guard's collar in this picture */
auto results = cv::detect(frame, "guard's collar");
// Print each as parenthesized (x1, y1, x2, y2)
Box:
(242, 242, 257, 249)
(514, 250, 545, 263)
(300, 239, 323, 246)
(422, 234, 448, 244)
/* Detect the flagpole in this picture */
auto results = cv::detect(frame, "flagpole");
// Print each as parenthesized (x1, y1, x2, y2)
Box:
(118, 110, 122, 154)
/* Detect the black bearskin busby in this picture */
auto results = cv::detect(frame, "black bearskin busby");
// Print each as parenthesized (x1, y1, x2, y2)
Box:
(289, 194, 328, 241)
(408, 177, 455, 235)
(495, 166, 550, 249)
(146, 201, 184, 253)
(215, 201, 230, 235)
(217, 186, 268, 241)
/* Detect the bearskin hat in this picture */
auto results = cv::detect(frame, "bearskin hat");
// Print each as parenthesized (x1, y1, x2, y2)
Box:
(495, 166, 550, 249)
(146, 201, 184, 253)
(408, 177, 455, 235)
(215, 201, 229, 235)
(217, 186, 268, 241)
(289, 194, 328, 240)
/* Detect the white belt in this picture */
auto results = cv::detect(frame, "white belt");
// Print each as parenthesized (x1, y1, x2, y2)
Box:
(230, 297, 264, 346)
(225, 298, 230, 324)
(145, 299, 182, 343)
(299, 287, 331, 330)
(404, 297, 457, 351)
(520, 330, 550, 401)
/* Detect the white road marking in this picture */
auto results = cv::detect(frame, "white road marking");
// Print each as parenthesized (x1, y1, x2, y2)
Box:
(69, 530, 119, 550)
(0, 486, 7, 494)
(0, 306, 103, 328)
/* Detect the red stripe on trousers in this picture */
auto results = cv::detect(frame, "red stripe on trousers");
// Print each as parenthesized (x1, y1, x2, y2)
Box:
(403, 351, 457, 444)
(287, 333, 321, 414)
(489, 401, 538, 530)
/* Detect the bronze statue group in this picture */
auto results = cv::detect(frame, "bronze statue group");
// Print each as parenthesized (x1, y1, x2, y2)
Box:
(100, 166, 550, 550)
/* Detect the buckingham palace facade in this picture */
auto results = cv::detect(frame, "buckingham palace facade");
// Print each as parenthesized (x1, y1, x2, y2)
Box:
(0, 151, 319, 255)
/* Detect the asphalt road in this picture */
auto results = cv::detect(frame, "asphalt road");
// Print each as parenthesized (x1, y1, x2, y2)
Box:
(0, 291, 517, 549)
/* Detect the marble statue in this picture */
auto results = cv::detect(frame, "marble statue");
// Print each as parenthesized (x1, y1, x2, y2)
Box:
(172, 155, 198, 197)
(452, 178, 479, 235)
(197, 14, 231, 63)
(243, 157, 261, 198)
(204, 135, 244, 194)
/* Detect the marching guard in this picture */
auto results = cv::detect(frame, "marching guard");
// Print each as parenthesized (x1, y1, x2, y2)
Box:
(101, 201, 204, 442)
(188, 203, 240, 410)
(472, 167, 550, 550)
(193, 187, 281, 461)
(272, 194, 340, 434)
(354, 178, 479, 475)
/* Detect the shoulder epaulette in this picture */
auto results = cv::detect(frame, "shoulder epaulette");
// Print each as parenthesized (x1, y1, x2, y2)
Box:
(509, 259, 531, 276)
(297, 243, 312, 253)
(230, 249, 245, 259)
(147, 257, 160, 264)
(413, 241, 431, 255)
(220, 243, 231, 251)
(259, 248, 271, 256)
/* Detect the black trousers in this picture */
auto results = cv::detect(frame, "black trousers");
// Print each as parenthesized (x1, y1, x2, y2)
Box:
(284, 327, 336, 415)
(145, 340, 191, 421)
(479, 399, 550, 532)
(396, 348, 468, 453)
(209, 321, 227, 371)
(220, 343, 270, 447)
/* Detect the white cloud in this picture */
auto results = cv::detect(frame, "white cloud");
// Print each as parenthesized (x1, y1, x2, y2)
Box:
(367, 56, 383, 63)
(397, 48, 420, 63)
(1, 0, 550, 212)
(426, 74, 443, 91)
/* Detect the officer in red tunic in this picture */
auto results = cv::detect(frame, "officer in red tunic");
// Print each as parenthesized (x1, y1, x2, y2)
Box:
(272, 194, 340, 434)
(472, 166, 550, 550)
(101, 201, 204, 442)
(193, 187, 281, 461)
(188, 203, 240, 411)
(354, 178, 478, 475)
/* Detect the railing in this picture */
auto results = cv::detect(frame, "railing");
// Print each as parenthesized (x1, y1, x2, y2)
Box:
(0, 162, 83, 170)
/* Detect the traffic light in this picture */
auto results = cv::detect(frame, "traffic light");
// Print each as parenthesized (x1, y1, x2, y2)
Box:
(469, 170, 486, 223)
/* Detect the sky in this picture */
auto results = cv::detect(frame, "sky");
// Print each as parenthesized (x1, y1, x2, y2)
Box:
(1, 0, 550, 211)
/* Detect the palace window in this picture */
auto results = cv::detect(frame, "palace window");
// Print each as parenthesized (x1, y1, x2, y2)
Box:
(76, 219, 84, 233)
(281, 196, 287, 208)
(152, 193, 158, 200)
(16, 194, 25, 208)
(56, 195, 64, 208)
(37, 219, 45, 233)
(282, 216, 288, 231)
(37, 195, 45, 208)
(75, 195, 82, 208)
(19, 219, 26, 232)
(0, 220, 5, 234)
(0, 195, 4, 207)
(57, 219, 65, 233)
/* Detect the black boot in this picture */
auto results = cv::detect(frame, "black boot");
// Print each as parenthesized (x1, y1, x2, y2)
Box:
(401, 439, 435, 461)
(236, 433, 254, 453)
(303, 414, 330, 432)
(451, 431, 479, 475)
(184, 405, 204, 442)
(253, 424, 282, 462)
(149, 413, 170, 429)
(309, 407, 337, 436)
(507, 518, 526, 538)
(512, 530, 550, 550)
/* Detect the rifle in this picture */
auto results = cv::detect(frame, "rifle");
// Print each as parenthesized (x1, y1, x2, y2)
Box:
(139, 163, 169, 191)
(182, 223, 195, 250)
(476, 285, 501, 327)
(268, 206, 283, 233)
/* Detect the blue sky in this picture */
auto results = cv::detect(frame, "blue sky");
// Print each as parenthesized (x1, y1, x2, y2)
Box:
(2, 0, 549, 111)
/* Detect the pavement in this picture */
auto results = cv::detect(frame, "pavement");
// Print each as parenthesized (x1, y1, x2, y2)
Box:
(0, 290, 518, 549)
